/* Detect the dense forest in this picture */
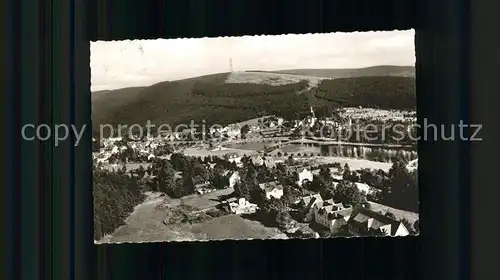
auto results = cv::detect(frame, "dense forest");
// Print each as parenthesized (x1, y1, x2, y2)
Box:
(99, 76, 312, 132)
(93, 165, 145, 240)
(314, 76, 416, 110)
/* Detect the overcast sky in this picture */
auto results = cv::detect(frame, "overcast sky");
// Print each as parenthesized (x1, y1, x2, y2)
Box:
(91, 29, 415, 91)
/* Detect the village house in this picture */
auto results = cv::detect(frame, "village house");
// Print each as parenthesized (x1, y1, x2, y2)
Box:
(250, 154, 264, 166)
(258, 182, 284, 199)
(297, 168, 314, 186)
(209, 126, 222, 136)
(229, 156, 243, 167)
(406, 158, 418, 171)
(162, 132, 181, 141)
(194, 181, 212, 194)
(347, 207, 410, 237)
(223, 125, 241, 139)
(316, 210, 349, 233)
(222, 171, 241, 189)
(263, 157, 276, 169)
(313, 201, 353, 233)
(297, 194, 324, 222)
(226, 197, 258, 214)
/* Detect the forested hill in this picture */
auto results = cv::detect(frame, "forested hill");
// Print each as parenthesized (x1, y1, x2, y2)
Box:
(91, 70, 415, 134)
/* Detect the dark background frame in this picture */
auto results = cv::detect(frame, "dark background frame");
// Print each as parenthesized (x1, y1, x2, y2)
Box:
(4, 0, 497, 279)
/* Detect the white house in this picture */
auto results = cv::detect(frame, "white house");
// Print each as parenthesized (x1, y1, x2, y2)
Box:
(250, 154, 264, 166)
(209, 126, 222, 135)
(259, 182, 284, 199)
(264, 158, 276, 169)
(297, 168, 313, 186)
(407, 159, 418, 171)
(223, 125, 241, 139)
(228, 197, 258, 214)
(227, 171, 241, 189)
(277, 117, 284, 126)
(354, 182, 377, 195)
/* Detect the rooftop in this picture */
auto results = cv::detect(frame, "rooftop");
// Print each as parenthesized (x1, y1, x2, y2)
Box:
(258, 181, 283, 192)
(349, 207, 403, 235)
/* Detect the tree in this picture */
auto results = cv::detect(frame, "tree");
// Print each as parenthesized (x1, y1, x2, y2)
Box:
(230, 161, 238, 170)
(234, 171, 258, 200)
(333, 180, 367, 207)
(277, 152, 282, 157)
(240, 124, 250, 138)
(413, 219, 420, 233)
(169, 174, 195, 198)
(385, 211, 396, 219)
(259, 197, 290, 228)
(320, 183, 336, 200)
(170, 153, 188, 171)
(319, 167, 332, 183)
(147, 159, 176, 194)
(379, 158, 419, 212)
(93, 168, 145, 240)
(284, 171, 300, 188)
(309, 175, 326, 192)
(136, 165, 146, 178)
(210, 171, 229, 189)
(282, 185, 301, 206)
(314, 105, 332, 119)
(156, 144, 173, 156)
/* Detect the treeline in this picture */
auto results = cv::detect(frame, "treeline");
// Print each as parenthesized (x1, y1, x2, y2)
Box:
(93, 165, 145, 240)
(315, 76, 416, 110)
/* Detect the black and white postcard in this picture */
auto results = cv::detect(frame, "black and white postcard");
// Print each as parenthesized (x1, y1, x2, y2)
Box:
(92, 30, 419, 244)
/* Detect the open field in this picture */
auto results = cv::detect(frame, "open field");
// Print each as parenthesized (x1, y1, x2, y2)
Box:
(283, 156, 393, 172)
(96, 190, 286, 243)
(178, 187, 235, 210)
(189, 214, 288, 241)
(312, 156, 393, 172)
(226, 71, 328, 89)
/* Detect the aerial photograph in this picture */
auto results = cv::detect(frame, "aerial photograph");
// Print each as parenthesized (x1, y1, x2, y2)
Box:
(91, 30, 419, 244)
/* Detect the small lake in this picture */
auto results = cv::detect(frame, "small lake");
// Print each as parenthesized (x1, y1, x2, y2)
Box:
(275, 144, 417, 163)
(224, 140, 418, 163)
(224, 141, 279, 152)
